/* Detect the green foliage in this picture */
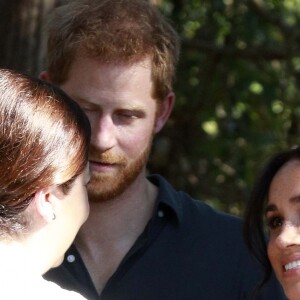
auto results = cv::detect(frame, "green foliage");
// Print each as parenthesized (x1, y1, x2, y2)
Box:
(148, 0, 300, 215)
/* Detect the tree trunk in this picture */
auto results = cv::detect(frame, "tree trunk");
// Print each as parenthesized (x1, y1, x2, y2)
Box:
(0, 0, 64, 76)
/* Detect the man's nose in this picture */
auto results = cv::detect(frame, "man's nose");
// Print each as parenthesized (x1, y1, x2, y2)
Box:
(91, 115, 117, 151)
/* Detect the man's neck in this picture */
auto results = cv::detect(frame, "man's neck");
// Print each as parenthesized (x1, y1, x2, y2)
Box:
(74, 172, 158, 294)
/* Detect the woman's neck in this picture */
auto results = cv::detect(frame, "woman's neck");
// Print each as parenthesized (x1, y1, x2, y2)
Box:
(0, 240, 40, 277)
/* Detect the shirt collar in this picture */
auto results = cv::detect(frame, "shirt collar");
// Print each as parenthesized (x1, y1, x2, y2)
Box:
(147, 174, 183, 224)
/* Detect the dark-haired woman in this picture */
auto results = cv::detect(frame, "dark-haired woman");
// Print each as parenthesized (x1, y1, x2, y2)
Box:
(244, 146, 300, 300)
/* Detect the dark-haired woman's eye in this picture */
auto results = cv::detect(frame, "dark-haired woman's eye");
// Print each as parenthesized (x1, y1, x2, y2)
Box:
(266, 216, 283, 230)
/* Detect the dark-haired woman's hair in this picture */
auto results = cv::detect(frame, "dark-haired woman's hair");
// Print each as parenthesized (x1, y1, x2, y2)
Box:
(244, 146, 300, 294)
(0, 68, 91, 237)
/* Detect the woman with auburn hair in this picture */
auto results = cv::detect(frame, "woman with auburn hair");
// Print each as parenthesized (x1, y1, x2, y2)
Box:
(0, 69, 91, 299)
(244, 146, 300, 300)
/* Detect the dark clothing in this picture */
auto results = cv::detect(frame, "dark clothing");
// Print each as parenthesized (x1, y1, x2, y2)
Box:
(45, 175, 286, 299)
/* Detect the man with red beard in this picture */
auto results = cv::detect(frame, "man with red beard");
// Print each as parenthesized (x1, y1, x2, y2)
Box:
(42, 1, 285, 299)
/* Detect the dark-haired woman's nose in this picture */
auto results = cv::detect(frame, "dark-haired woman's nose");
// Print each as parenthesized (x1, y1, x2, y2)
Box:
(275, 223, 300, 249)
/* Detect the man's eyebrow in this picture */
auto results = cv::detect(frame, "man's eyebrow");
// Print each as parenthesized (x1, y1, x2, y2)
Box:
(119, 106, 146, 112)
(72, 97, 90, 104)
(75, 97, 99, 108)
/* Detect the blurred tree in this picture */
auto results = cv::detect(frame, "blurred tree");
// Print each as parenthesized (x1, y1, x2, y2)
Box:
(2, 0, 300, 216)
(0, 0, 64, 75)
(149, 0, 300, 215)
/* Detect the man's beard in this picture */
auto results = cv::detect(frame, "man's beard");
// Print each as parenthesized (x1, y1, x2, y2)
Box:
(87, 139, 152, 202)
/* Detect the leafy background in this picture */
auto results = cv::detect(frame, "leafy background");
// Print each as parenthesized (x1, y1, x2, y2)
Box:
(149, 0, 300, 214)
(2, 0, 300, 215)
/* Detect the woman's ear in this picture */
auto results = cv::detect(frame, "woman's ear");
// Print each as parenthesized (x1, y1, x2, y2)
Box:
(34, 188, 58, 223)
(154, 92, 175, 133)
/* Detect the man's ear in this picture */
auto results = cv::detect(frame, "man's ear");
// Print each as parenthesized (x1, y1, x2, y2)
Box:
(154, 92, 175, 133)
(39, 71, 51, 82)
(34, 187, 59, 222)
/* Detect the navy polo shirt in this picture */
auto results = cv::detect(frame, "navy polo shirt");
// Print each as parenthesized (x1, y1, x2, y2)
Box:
(45, 174, 286, 299)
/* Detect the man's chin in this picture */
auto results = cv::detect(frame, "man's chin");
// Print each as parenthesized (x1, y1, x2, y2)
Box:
(87, 171, 139, 202)
(88, 144, 151, 202)
(88, 182, 127, 203)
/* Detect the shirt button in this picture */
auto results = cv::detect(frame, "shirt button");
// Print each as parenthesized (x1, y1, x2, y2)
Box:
(158, 210, 164, 218)
(67, 254, 76, 263)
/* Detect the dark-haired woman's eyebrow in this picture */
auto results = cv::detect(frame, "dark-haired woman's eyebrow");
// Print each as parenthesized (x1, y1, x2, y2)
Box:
(289, 195, 300, 204)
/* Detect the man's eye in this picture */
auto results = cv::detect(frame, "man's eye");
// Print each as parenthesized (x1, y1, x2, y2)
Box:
(120, 113, 137, 119)
(117, 109, 144, 120)
(117, 111, 142, 120)
(266, 216, 283, 230)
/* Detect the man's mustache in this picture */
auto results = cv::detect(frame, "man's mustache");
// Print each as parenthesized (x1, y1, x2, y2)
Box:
(89, 145, 127, 165)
